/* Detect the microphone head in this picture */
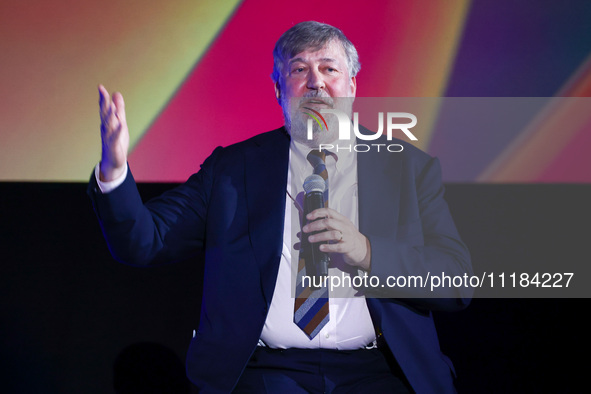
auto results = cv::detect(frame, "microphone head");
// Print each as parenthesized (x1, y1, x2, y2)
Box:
(303, 174, 326, 194)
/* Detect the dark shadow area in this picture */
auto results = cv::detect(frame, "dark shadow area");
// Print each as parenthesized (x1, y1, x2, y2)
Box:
(0, 182, 589, 392)
(114, 342, 191, 394)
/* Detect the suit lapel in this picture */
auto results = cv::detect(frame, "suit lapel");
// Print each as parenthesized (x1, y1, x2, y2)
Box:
(243, 128, 290, 305)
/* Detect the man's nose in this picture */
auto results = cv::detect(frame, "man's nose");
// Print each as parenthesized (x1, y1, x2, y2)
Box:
(306, 69, 325, 90)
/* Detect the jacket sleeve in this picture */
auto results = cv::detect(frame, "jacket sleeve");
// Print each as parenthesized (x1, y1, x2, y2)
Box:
(365, 156, 473, 311)
(87, 147, 222, 266)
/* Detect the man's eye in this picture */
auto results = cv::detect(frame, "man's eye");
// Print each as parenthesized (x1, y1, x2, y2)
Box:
(293, 67, 304, 73)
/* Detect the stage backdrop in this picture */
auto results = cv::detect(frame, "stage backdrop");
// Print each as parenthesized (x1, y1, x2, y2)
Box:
(1, 1, 591, 392)
(1, 0, 590, 182)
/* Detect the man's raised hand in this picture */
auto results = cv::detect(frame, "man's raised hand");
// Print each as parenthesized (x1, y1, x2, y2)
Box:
(98, 85, 129, 182)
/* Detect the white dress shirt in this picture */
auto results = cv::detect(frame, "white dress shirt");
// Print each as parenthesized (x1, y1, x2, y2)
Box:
(259, 140, 375, 349)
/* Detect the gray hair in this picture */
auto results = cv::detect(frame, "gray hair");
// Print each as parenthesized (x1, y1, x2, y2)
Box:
(271, 21, 360, 84)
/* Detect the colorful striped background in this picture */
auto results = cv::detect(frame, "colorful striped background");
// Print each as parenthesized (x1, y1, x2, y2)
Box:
(1, 0, 590, 182)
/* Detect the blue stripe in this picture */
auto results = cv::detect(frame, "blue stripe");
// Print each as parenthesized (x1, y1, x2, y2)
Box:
(295, 297, 328, 328)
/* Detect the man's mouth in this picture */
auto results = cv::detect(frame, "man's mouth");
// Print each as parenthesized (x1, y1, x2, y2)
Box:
(301, 98, 333, 107)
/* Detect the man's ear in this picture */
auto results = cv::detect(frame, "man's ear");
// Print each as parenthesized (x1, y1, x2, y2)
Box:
(274, 81, 283, 105)
(350, 76, 357, 97)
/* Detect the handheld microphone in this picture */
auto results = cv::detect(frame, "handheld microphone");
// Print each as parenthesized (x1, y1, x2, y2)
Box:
(302, 174, 330, 280)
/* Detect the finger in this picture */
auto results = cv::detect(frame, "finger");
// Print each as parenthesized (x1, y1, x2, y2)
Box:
(112, 91, 126, 123)
(319, 243, 345, 254)
(306, 208, 329, 221)
(98, 85, 111, 119)
(308, 229, 343, 243)
(107, 101, 120, 133)
(101, 102, 118, 135)
(303, 217, 338, 233)
(306, 207, 344, 221)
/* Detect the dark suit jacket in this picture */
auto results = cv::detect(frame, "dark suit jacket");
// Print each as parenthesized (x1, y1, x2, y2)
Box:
(88, 127, 472, 393)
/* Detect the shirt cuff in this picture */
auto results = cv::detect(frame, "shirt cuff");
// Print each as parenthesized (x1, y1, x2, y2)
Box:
(94, 162, 128, 193)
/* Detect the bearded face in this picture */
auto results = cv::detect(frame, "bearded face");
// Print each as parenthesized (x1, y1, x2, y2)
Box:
(275, 41, 357, 147)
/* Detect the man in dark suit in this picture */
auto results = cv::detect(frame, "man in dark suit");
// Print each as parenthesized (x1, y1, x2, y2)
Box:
(90, 21, 472, 393)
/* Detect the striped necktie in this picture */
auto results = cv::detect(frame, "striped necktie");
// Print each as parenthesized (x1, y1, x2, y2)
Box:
(293, 149, 331, 339)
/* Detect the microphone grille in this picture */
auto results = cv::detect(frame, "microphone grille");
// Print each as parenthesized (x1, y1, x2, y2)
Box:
(303, 174, 326, 194)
